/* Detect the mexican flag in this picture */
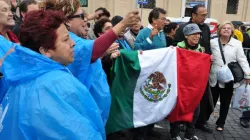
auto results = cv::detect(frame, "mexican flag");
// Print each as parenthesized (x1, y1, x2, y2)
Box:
(106, 47, 210, 134)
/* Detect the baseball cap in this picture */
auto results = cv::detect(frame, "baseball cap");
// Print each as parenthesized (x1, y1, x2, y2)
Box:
(183, 23, 202, 36)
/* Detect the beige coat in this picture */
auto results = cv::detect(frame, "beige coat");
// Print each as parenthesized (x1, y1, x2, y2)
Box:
(124, 30, 136, 49)
(209, 37, 250, 88)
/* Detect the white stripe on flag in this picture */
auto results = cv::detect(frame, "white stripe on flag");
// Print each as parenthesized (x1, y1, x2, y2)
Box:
(133, 48, 178, 127)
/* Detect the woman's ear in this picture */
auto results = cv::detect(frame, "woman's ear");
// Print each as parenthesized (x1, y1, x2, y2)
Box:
(39, 47, 52, 58)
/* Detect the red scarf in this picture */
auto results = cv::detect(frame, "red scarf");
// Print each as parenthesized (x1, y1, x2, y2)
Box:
(0, 30, 19, 43)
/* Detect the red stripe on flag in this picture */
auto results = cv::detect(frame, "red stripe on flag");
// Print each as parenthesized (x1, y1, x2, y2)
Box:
(168, 48, 211, 123)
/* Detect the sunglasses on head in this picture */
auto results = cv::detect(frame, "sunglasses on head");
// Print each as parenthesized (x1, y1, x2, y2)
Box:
(68, 13, 85, 20)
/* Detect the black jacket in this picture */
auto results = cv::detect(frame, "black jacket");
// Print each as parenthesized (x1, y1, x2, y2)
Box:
(243, 32, 250, 48)
(166, 36, 178, 47)
(12, 19, 22, 39)
(175, 18, 211, 54)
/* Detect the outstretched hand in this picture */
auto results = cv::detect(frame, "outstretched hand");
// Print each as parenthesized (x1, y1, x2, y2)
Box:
(121, 10, 140, 27)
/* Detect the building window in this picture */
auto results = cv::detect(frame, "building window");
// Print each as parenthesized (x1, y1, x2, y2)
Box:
(226, 0, 239, 14)
(139, 0, 156, 9)
(80, 0, 88, 7)
(185, 0, 206, 17)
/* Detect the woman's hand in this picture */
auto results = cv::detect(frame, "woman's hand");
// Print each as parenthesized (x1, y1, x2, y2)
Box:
(110, 50, 120, 59)
(139, 50, 143, 55)
(210, 55, 214, 62)
(105, 43, 119, 55)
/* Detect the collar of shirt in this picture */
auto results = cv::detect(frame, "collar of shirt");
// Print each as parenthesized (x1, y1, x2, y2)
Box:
(222, 37, 235, 47)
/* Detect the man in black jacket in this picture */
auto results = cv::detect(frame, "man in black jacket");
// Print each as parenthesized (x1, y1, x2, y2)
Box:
(174, 5, 213, 136)
(12, 0, 39, 39)
(175, 5, 211, 54)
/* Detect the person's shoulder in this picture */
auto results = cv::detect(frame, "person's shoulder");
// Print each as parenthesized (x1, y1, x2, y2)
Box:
(210, 38, 218, 42)
(179, 22, 189, 28)
(124, 30, 131, 37)
(230, 37, 242, 45)
(136, 28, 150, 38)
(36, 70, 84, 89)
(210, 38, 219, 45)
(70, 32, 94, 44)
(37, 70, 72, 82)
(176, 41, 185, 48)
(139, 27, 150, 33)
(203, 23, 210, 28)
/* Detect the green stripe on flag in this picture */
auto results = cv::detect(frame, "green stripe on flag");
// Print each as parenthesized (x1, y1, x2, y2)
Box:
(106, 50, 141, 134)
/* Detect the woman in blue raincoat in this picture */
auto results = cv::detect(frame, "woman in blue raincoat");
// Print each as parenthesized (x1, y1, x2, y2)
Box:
(43, 0, 140, 125)
(0, 10, 106, 140)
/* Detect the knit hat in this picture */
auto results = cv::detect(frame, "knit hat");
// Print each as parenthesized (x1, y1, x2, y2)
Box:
(183, 23, 202, 36)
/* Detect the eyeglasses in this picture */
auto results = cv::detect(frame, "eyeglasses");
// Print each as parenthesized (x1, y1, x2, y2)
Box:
(158, 17, 167, 21)
(68, 13, 85, 20)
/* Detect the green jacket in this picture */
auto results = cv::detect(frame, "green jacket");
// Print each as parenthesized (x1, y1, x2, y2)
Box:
(177, 41, 205, 53)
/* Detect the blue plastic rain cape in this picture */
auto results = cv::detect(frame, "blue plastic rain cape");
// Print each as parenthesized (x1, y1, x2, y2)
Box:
(0, 36, 15, 103)
(68, 32, 111, 125)
(0, 45, 105, 140)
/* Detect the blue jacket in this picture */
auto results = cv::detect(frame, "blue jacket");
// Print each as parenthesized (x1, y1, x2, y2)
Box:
(0, 45, 105, 140)
(0, 36, 15, 103)
(0, 33, 111, 126)
(68, 32, 111, 125)
(134, 25, 166, 50)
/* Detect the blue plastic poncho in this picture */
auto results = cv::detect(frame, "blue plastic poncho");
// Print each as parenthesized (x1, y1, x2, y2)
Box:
(68, 32, 111, 124)
(0, 45, 105, 140)
(0, 36, 15, 103)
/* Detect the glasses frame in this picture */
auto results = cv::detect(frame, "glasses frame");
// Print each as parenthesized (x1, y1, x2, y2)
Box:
(68, 13, 85, 20)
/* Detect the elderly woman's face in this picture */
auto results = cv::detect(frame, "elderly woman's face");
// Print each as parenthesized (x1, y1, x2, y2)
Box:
(0, 1, 14, 27)
(68, 7, 87, 38)
(220, 24, 233, 38)
(186, 33, 201, 46)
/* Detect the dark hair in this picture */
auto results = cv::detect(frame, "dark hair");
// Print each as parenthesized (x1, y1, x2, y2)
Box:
(148, 8, 167, 24)
(20, 10, 66, 53)
(111, 15, 123, 26)
(94, 18, 111, 38)
(95, 7, 111, 18)
(19, 0, 38, 18)
(247, 28, 250, 32)
(191, 5, 206, 17)
(164, 23, 178, 34)
(240, 25, 247, 31)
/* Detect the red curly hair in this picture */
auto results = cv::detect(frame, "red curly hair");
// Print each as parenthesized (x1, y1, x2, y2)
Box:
(20, 10, 66, 53)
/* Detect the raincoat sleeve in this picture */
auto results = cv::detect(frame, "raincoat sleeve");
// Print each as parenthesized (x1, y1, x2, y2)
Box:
(67, 32, 94, 85)
(88, 59, 111, 125)
(0, 36, 15, 58)
(67, 33, 111, 125)
(0, 36, 14, 103)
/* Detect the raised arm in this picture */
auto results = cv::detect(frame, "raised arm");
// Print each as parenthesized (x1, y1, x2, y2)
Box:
(91, 10, 140, 62)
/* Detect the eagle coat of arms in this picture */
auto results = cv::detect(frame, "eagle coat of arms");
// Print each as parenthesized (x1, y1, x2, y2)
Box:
(140, 71, 171, 102)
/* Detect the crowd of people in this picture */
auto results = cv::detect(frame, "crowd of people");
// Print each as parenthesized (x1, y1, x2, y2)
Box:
(0, 0, 250, 140)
